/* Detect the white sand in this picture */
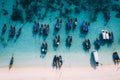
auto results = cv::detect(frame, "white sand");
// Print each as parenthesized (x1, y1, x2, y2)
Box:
(0, 65, 120, 80)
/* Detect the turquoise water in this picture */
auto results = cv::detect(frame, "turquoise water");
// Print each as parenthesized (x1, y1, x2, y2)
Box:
(0, 0, 120, 67)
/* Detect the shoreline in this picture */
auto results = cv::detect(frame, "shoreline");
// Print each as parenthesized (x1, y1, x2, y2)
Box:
(0, 64, 120, 80)
(0, 62, 118, 68)
(0, 62, 115, 68)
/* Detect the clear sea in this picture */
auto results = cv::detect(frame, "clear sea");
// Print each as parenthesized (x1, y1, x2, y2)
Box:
(0, 0, 120, 68)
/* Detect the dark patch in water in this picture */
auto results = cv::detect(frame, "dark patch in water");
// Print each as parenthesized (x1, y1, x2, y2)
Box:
(116, 12, 120, 18)
(2, 0, 120, 23)
(74, 7, 81, 14)
(11, 7, 24, 23)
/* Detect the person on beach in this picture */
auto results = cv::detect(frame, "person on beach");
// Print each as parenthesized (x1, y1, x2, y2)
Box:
(9, 56, 14, 70)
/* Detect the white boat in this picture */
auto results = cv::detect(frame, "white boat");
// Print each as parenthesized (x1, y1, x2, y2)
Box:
(93, 51, 99, 66)
(102, 30, 106, 40)
(105, 31, 109, 40)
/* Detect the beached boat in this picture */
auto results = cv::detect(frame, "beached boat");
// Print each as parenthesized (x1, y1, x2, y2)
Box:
(93, 51, 99, 66)
(113, 52, 120, 64)
(9, 56, 14, 70)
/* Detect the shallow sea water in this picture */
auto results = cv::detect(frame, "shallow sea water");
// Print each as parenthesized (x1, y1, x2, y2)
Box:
(0, 0, 120, 67)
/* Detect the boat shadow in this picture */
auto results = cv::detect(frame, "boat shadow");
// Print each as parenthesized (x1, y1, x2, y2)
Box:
(90, 52, 97, 69)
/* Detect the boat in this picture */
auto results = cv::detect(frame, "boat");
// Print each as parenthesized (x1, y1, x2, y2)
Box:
(102, 30, 106, 40)
(113, 52, 120, 64)
(84, 39, 91, 49)
(105, 30, 109, 40)
(9, 56, 14, 70)
(92, 51, 99, 66)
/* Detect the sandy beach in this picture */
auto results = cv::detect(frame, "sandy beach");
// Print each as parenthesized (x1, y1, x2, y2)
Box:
(0, 65, 120, 80)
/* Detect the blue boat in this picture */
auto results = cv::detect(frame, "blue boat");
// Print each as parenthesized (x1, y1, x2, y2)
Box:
(113, 52, 120, 64)
(9, 56, 14, 70)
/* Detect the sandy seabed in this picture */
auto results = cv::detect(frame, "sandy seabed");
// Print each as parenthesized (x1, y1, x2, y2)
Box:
(0, 65, 120, 80)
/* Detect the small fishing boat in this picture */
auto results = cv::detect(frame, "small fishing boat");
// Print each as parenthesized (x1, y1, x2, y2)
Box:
(9, 56, 14, 70)
(113, 52, 120, 64)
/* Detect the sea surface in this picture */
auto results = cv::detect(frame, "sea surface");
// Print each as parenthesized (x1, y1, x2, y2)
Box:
(0, 0, 120, 68)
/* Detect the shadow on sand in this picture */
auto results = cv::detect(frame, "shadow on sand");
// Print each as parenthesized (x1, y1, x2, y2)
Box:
(90, 52, 97, 69)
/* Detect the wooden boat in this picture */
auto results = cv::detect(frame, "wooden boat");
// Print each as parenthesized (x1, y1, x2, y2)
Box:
(9, 56, 14, 70)
(113, 52, 120, 64)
